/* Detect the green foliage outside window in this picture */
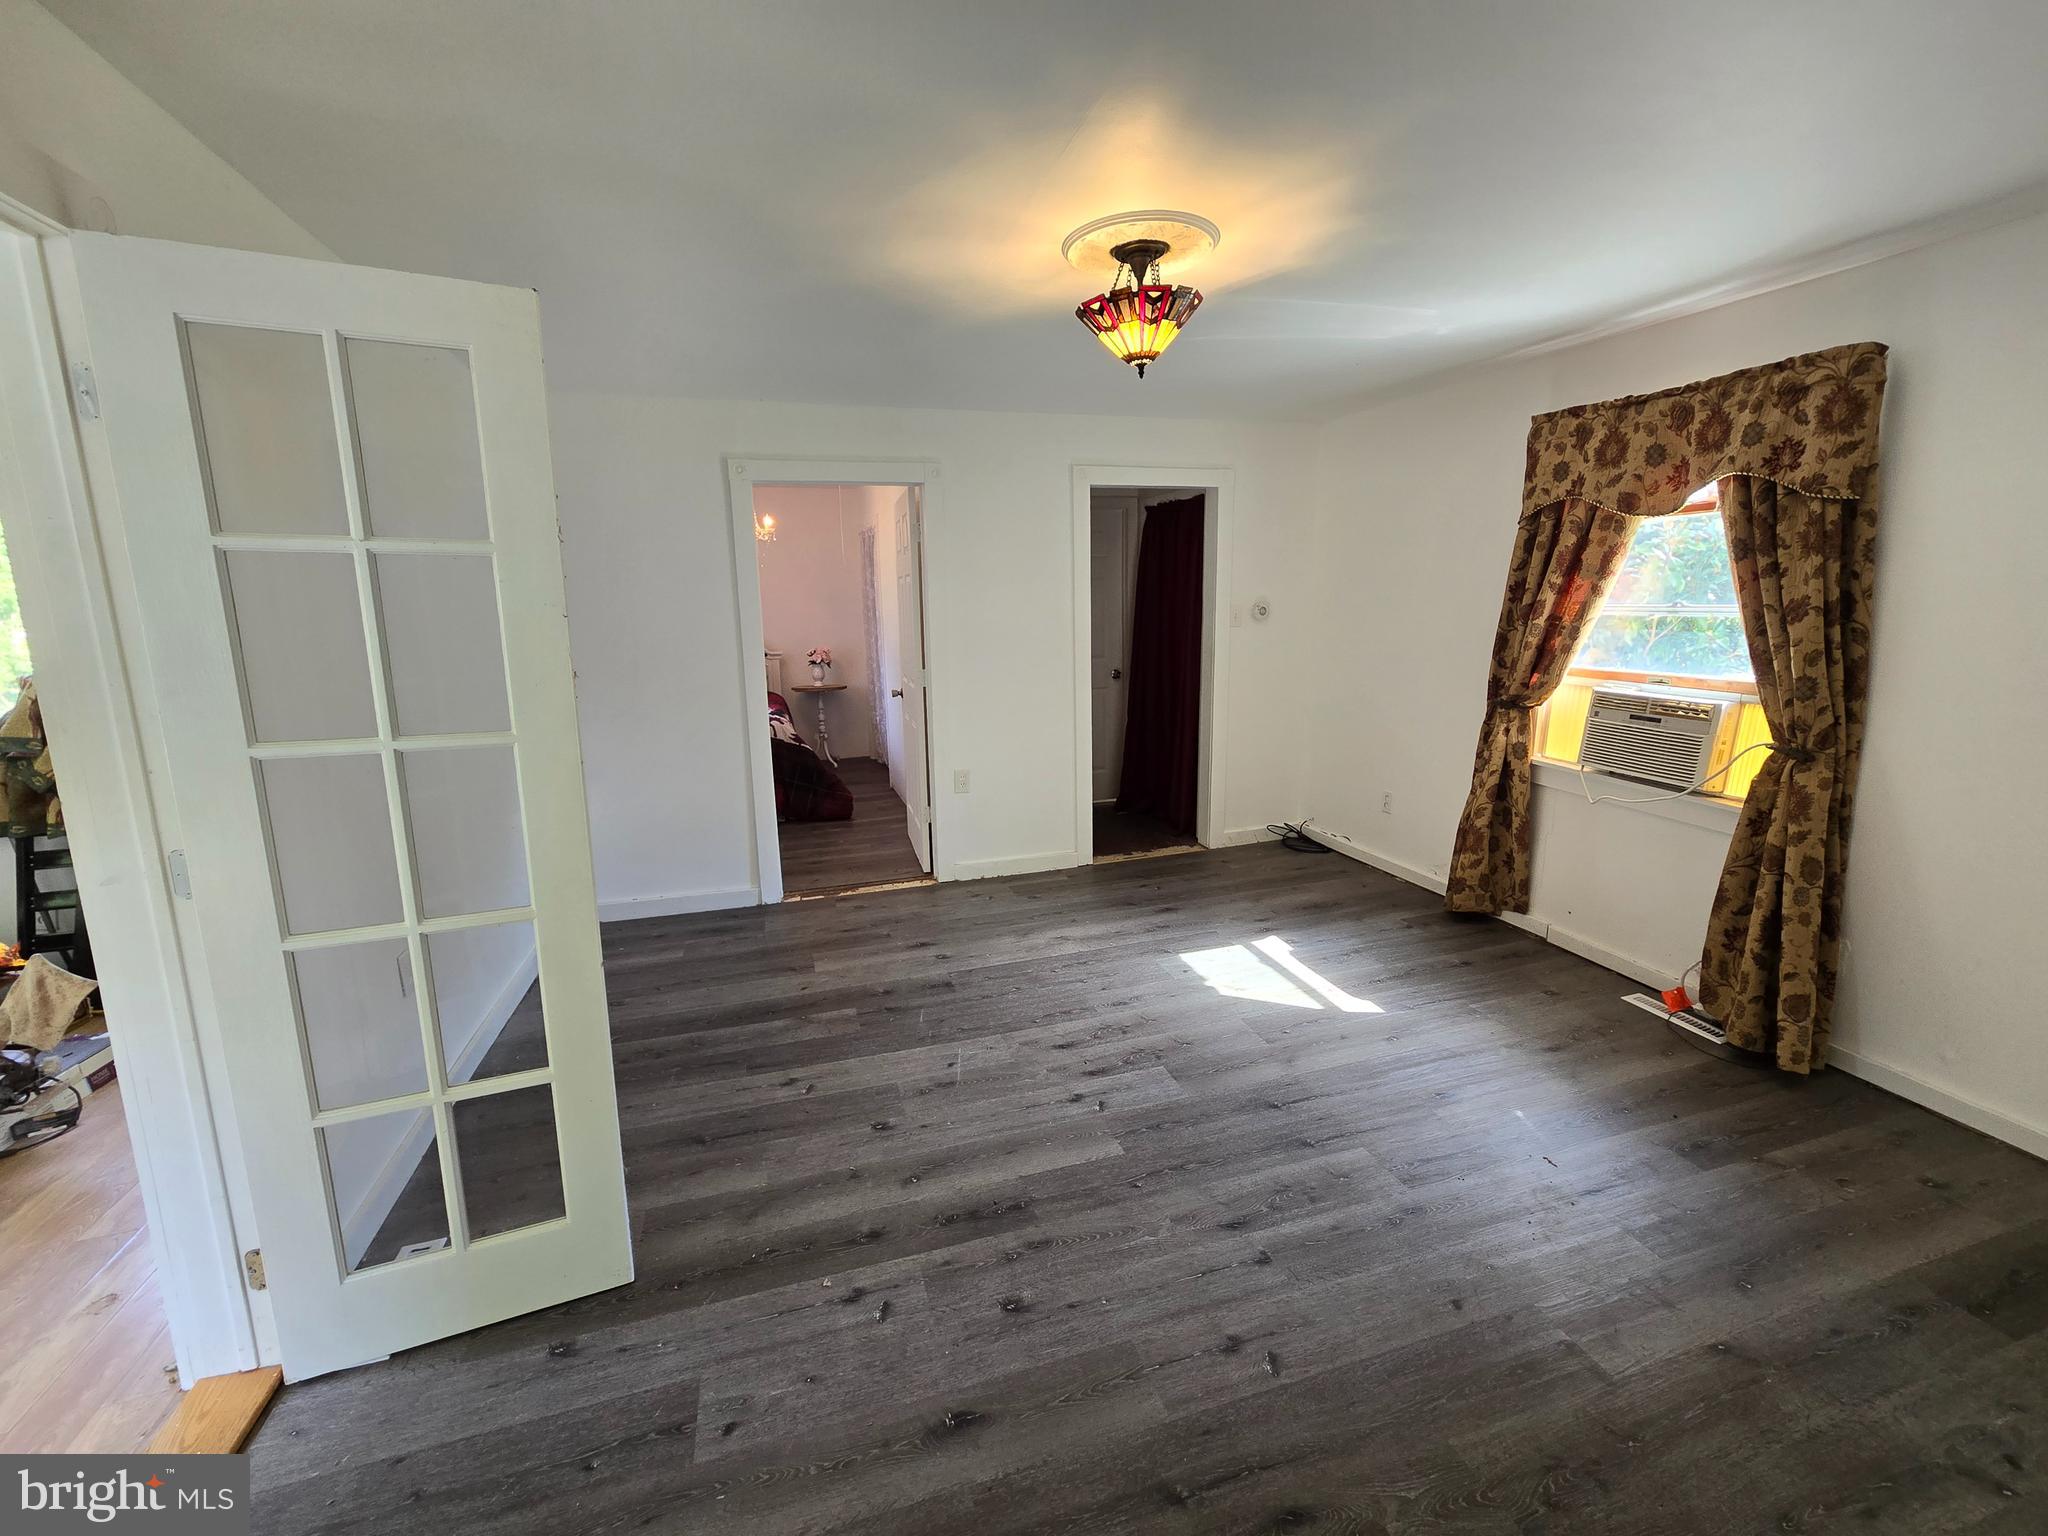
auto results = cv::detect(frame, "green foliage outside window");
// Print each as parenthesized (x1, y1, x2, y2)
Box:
(1573, 512, 1754, 681)
(0, 526, 29, 709)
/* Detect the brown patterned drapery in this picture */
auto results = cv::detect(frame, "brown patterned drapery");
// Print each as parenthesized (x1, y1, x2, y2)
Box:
(1696, 476, 1877, 1071)
(1445, 342, 1888, 1073)
(1444, 500, 1633, 914)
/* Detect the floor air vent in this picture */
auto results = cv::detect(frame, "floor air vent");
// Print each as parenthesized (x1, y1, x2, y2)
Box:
(1623, 993, 1766, 1066)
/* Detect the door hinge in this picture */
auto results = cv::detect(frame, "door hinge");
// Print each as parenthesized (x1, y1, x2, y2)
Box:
(71, 363, 100, 421)
(244, 1249, 266, 1291)
(167, 848, 192, 899)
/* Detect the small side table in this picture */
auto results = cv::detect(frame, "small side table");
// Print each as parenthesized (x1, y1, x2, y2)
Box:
(787, 683, 849, 766)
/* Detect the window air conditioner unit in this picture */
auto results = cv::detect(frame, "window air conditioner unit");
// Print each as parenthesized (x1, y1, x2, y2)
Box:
(1578, 685, 1728, 792)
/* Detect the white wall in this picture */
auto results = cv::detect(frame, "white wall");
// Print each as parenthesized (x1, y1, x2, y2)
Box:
(0, 0, 331, 259)
(753, 484, 881, 761)
(552, 395, 1319, 908)
(1303, 207, 2048, 1157)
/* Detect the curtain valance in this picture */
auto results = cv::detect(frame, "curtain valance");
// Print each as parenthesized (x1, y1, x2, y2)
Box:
(1520, 342, 1888, 523)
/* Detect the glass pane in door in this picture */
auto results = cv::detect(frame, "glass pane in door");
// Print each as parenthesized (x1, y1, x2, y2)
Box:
(373, 553, 510, 735)
(427, 921, 546, 1085)
(222, 550, 378, 742)
(400, 745, 530, 917)
(454, 1085, 565, 1240)
(257, 754, 405, 935)
(343, 338, 490, 540)
(291, 938, 428, 1112)
(183, 323, 349, 536)
(320, 1108, 447, 1274)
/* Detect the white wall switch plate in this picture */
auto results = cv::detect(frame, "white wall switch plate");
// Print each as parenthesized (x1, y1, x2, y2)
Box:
(952, 768, 970, 794)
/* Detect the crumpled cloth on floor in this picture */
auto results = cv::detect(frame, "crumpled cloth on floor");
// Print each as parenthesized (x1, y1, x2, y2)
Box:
(0, 954, 100, 1053)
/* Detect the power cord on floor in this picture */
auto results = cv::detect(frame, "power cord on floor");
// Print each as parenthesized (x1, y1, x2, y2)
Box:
(1267, 820, 1331, 853)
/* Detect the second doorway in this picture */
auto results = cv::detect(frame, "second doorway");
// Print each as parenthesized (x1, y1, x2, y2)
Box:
(1089, 488, 1206, 862)
(752, 483, 934, 897)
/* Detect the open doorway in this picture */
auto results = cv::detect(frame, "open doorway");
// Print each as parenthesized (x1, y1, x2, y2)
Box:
(1089, 489, 1206, 860)
(0, 219, 180, 1449)
(1072, 468, 1232, 866)
(746, 480, 935, 898)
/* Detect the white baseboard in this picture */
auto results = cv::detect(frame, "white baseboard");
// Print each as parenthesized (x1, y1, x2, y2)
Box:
(1824, 1045, 2048, 1163)
(597, 886, 758, 922)
(1301, 824, 1448, 894)
(1536, 922, 1675, 993)
(338, 948, 538, 1269)
(1301, 821, 2046, 1162)
(1212, 825, 1283, 848)
(949, 849, 1078, 881)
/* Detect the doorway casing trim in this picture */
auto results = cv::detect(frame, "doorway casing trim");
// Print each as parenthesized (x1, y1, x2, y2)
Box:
(0, 193, 264, 1382)
(723, 457, 946, 903)
(1070, 465, 1234, 865)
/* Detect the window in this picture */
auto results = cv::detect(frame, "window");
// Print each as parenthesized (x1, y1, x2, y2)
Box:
(0, 521, 30, 712)
(1535, 483, 1771, 801)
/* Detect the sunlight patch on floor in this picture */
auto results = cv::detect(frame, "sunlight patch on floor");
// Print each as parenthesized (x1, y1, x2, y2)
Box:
(1177, 937, 1381, 1013)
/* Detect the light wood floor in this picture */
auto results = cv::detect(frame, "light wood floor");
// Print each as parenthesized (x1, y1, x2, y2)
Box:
(0, 1079, 183, 1453)
(778, 756, 928, 895)
(248, 847, 2048, 1533)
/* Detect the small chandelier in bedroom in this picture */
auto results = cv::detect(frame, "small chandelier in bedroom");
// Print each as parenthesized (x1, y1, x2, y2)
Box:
(754, 510, 778, 543)
(1063, 210, 1218, 378)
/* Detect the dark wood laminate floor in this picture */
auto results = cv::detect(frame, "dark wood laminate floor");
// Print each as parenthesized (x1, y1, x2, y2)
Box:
(1094, 802, 1201, 859)
(779, 756, 929, 895)
(250, 847, 2048, 1534)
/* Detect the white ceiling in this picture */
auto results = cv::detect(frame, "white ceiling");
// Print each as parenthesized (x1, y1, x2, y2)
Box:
(45, 0, 2048, 421)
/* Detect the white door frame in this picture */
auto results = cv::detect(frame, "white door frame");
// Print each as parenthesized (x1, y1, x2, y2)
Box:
(0, 194, 263, 1381)
(1069, 465, 1234, 865)
(723, 457, 945, 903)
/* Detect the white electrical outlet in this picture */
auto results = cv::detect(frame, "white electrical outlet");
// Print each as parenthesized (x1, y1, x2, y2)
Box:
(1381, 793, 1394, 815)
(952, 768, 970, 794)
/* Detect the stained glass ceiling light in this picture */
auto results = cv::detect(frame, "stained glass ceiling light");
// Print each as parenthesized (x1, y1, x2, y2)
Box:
(1064, 211, 1219, 379)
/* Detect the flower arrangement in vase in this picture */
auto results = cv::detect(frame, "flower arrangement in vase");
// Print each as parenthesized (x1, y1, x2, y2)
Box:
(806, 646, 833, 684)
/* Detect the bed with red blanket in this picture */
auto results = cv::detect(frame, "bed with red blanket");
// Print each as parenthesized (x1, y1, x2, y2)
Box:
(768, 691, 853, 821)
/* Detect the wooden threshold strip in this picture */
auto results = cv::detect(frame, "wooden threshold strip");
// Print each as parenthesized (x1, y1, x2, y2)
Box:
(147, 1365, 284, 1454)
(783, 875, 937, 902)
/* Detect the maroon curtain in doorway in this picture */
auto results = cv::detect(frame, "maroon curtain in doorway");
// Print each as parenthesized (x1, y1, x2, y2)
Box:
(1116, 496, 1204, 835)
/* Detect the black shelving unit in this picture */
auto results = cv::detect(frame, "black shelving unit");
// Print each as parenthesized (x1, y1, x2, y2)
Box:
(13, 832, 92, 977)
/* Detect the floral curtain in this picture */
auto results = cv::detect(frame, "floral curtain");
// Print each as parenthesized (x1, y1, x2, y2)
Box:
(1444, 499, 1633, 913)
(1696, 477, 1877, 1071)
(1445, 342, 1888, 1072)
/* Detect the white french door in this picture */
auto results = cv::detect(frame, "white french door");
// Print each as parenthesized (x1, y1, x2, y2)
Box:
(64, 233, 630, 1380)
(894, 489, 933, 873)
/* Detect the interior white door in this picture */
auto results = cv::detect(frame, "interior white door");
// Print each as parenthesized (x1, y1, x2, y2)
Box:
(1089, 500, 1134, 801)
(894, 489, 933, 873)
(63, 232, 631, 1380)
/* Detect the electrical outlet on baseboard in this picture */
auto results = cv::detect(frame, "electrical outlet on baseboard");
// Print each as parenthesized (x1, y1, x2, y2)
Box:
(952, 768, 970, 794)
